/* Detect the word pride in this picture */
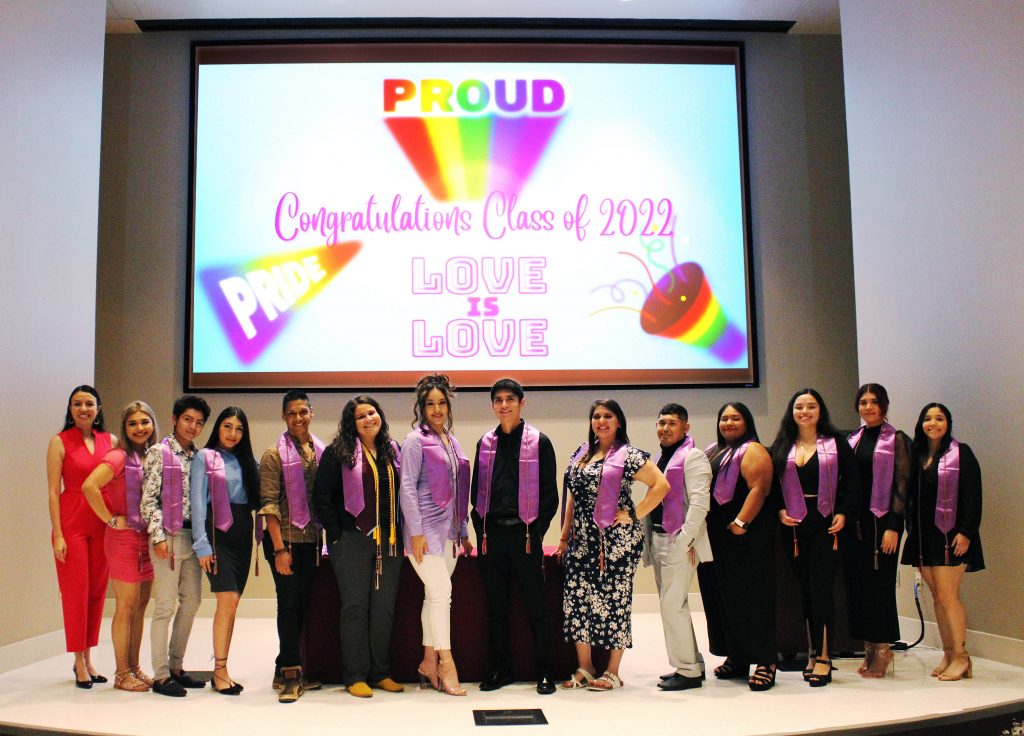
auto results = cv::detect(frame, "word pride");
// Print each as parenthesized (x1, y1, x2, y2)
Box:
(199, 242, 361, 364)
(411, 256, 549, 358)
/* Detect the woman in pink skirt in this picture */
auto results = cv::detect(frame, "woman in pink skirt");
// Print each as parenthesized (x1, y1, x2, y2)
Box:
(82, 401, 159, 692)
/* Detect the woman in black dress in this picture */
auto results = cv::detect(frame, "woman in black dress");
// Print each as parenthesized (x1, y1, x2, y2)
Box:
(901, 403, 983, 681)
(770, 388, 860, 688)
(697, 402, 776, 690)
(843, 384, 910, 678)
(190, 407, 260, 695)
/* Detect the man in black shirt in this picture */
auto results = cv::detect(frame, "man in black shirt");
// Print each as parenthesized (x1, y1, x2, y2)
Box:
(472, 378, 559, 694)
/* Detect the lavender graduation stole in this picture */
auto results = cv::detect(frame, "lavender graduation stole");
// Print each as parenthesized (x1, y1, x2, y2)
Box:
(278, 432, 324, 529)
(655, 436, 696, 535)
(476, 423, 542, 525)
(204, 449, 234, 532)
(781, 436, 839, 520)
(705, 440, 752, 505)
(419, 427, 471, 521)
(848, 423, 896, 518)
(160, 440, 184, 534)
(934, 439, 960, 534)
(570, 443, 629, 530)
(341, 439, 402, 518)
(124, 450, 145, 531)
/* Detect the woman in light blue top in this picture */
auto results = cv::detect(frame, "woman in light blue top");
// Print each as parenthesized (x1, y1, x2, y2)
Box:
(190, 407, 259, 695)
(400, 374, 472, 696)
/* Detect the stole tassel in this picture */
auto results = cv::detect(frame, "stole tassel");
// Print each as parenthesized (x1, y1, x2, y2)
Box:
(481, 519, 488, 556)
(170, 545, 176, 571)
(944, 544, 950, 565)
(524, 525, 531, 555)
(792, 528, 799, 559)
(374, 549, 382, 591)
(598, 529, 605, 575)
(872, 518, 879, 570)
(689, 547, 696, 566)
(832, 533, 839, 552)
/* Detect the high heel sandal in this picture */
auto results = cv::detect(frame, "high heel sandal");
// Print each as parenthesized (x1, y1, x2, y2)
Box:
(212, 657, 243, 695)
(863, 645, 894, 678)
(114, 669, 150, 692)
(802, 654, 818, 682)
(437, 658, 467, 696)
(937, 651, 972, 681)
(807, 659, 834, 687)
(747, 664, 777, 692)
(857, 644, 876, 675)
(417, 664, 439, 691)
(931, 648, 952, 677)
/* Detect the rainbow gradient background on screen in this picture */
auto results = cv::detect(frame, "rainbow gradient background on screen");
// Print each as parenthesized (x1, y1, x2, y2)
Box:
(199, 242, 361, 364)
(383, 77, 566, 202)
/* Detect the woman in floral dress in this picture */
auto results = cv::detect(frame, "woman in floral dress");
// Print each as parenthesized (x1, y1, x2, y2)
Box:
(557, 399, 669, 690)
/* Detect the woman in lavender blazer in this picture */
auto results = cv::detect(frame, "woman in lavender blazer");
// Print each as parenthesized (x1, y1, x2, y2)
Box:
(400, 373, 473, 696)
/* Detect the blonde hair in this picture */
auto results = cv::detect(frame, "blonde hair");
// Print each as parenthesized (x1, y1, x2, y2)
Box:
(120, 400, 159, 457)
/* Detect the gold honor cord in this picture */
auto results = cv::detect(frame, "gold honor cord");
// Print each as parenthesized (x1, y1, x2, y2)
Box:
(361, 442, 397, 590)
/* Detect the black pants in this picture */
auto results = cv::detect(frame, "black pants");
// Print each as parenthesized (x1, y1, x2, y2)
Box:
(478, 521, 550, 676)
(842, 513, 901, 643)
(784, 509, 840, 653)
(328, 530, 402, 685)
(263, 537, 318, 671)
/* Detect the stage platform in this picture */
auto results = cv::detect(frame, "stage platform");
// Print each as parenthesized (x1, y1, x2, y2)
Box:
(1, 613, 1021, 736)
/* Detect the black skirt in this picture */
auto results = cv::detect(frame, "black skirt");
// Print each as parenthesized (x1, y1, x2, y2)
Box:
(205, 504, 254, 594)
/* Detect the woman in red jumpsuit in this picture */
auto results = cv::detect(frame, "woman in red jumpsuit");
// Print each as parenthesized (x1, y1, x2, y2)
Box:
(47, 385, 116, 688)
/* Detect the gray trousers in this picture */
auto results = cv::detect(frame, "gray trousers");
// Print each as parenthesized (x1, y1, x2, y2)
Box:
(149, 530, 202, 680)
(652, 532, 705, 677)
(328, 530, 402, 685)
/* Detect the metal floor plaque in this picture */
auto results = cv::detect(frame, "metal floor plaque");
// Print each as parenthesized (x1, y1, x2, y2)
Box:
(473, 709, 548, 726)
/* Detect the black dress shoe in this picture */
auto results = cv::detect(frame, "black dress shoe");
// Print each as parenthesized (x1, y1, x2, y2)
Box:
(536, 674, 556, 695)
(659, 671, 675, 681)
(657, 674, 703, 691)
(89, 673, 108, 684)
(152, 678, 187, 697)
(170, 670, 206, 688)
(479, 671, 514, 691)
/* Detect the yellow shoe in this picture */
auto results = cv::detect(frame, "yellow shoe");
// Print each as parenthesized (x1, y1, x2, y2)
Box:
(346, 681, 373, 698)
(371, 677, 405, 693)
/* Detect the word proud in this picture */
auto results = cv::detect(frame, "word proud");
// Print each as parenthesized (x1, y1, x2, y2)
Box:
(199, 242, 361, 364)
(384, 78, 567, 116)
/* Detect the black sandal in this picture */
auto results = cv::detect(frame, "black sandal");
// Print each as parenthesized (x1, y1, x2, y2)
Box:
(807, 659, 834, 688)
(713, 659, 748, 680)
(802, 654, 817, 681)
(748, 664, 777, 692)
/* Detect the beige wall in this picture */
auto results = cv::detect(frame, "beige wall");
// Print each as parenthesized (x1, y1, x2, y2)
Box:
(841, 1, 1024, 640)
(0, 1, 107, 647)
(95, 30, 858, 602)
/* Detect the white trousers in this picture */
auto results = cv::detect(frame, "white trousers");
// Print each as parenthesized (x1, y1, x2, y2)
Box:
(652, 532, 705, 677)
(409, 540, 459, 651)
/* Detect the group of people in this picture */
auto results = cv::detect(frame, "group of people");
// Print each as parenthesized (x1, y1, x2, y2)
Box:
(47, 378, 984, 702)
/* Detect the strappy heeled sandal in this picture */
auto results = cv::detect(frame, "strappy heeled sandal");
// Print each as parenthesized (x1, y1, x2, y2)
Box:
(931, 648, 952, 677)
(561, 668, 595, 689)
(588, 671, 623, 690)
(437, 657, 466, 696)
(807, 659, 834, 687)
(748, 664, 777, 691)
(714, 659, 748, 680)
(114, 669, 150, 692)
(212, 657, 243, 695)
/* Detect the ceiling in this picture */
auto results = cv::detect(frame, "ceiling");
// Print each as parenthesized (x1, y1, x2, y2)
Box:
(106, 0, 841, 34)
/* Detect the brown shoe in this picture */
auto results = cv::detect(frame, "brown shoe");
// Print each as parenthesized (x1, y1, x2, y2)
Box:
(346, 681, 373, 698)
(278, 666, 304, 703)
(370, 677, 405, 693)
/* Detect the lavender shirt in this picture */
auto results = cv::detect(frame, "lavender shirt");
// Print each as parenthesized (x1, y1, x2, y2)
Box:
(399, 428, 469, 555)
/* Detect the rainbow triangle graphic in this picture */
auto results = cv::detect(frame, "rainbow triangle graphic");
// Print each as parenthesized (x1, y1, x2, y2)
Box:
(385, 115, 562, 202)
(199, 242, 361, 365)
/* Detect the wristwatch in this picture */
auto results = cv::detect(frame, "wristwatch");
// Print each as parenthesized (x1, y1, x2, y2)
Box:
(732, 517, 748, 529)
